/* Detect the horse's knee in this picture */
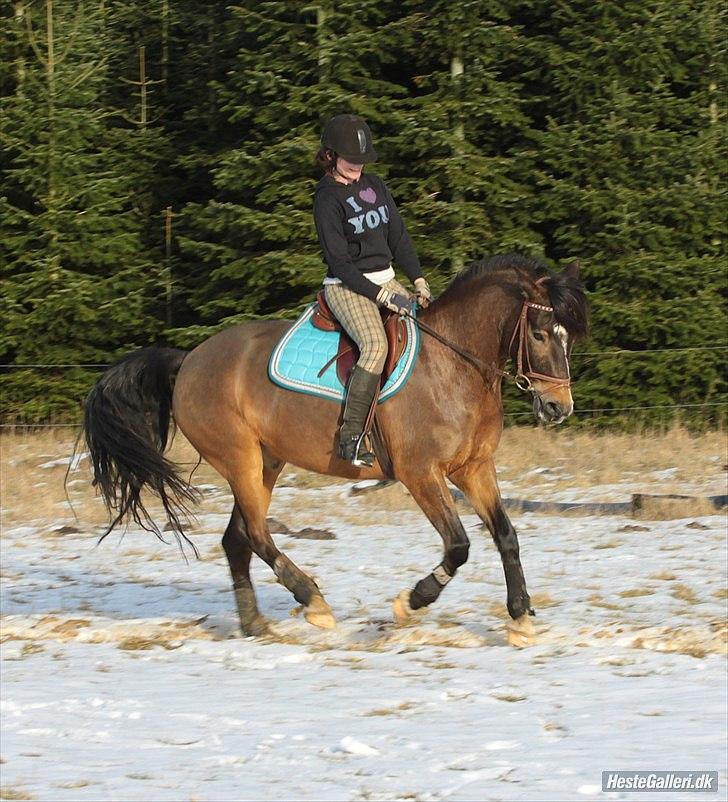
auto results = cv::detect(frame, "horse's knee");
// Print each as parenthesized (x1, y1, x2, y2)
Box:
(445, 534, 470, 572)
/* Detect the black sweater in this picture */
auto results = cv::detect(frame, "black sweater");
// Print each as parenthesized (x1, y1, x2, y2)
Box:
(313, 173, 422, 301)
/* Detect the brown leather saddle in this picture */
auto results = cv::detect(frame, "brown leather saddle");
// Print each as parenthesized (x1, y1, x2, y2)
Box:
(311, 290, 409, 387)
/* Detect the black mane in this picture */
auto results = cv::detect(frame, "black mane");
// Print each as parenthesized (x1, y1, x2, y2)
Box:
(441, 253, 589, 340)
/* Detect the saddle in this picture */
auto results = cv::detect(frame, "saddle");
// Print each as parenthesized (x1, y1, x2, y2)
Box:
(312, 291, 409, 387)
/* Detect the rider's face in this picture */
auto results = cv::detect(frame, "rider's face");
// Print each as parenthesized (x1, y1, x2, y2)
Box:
(335, 156, 364, 182)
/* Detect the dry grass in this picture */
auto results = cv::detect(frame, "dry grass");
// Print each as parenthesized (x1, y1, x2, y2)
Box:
(671, 584, 700, 604)
(650, 570, 677, 581)
(498, 423, 726, 491)
(1, 423, 724, 530)
(0, 788, 35, 801)
(0, 613, 217, 646)
(618, 588, 656, 598)
(633, 497, 718, 520)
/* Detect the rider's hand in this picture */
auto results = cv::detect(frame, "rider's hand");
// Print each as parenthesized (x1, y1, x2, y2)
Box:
(376, 288, 411, 315)
(414, 277, 432, 308)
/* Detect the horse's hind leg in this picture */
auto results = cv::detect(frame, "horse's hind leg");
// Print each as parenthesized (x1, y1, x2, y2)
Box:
(225, 442, 335, 630)
(222, 504, 268, 636)
(450, 459, 535, 647)
(393, 465, 470, 623)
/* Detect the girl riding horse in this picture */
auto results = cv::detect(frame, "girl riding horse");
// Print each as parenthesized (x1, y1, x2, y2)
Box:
(314, 114, 432, 467)
(84, 253, 587, 645)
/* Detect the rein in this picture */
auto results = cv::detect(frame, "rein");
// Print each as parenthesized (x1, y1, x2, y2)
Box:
(402, 312, 496, 378)
(404, 296, 571, 393)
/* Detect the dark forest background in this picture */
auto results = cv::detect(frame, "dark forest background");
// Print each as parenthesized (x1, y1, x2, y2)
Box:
(1, 1, 725, 427)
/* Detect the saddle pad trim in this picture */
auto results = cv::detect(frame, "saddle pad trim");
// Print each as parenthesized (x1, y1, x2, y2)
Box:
(268, 304, 419, 403)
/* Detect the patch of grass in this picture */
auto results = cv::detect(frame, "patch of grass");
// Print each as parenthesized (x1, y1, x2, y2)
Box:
(542, 721, 569, 734)
(117, 637, 158, 651)
(529, 591, 561, 608)
(420, 660, 458, 669)
(491, 692, 527, 703)
(3, 423, 725, 539)
(586, 593, 623, 611)
(594, 540, 622, 549)
(499, 423, 725, 494)
(650, 571, 677, 581)
(0, 788, 35, 801)
(671, 584, 699, 604)
(363, 701, 418, 717)
(618, 588, 655, 598)
(634, 497, 718, 520)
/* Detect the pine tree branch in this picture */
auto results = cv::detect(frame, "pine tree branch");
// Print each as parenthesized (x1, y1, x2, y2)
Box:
(24, 4, 47, 67)
(68, 59, 106, 90)
(57, 1, 86, 65)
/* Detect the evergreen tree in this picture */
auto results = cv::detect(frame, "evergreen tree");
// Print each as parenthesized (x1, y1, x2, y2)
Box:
(0, 0, 723, 426)
(518, 0, 726, 425)
(0, 0, 168, 421)
(391, 1, 544, 287)
(171, 1, 438, 343)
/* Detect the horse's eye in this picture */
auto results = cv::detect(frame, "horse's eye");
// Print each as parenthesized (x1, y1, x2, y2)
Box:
(533, 331, 546, 342)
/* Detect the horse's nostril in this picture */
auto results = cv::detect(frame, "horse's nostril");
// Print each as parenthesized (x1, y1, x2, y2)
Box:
(544, 401, 560, 419)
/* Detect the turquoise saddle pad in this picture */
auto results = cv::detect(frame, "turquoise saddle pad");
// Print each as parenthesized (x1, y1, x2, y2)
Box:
(268, 304, 419, 403)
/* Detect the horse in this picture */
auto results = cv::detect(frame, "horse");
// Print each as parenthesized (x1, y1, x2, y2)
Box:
(83, 253, 588, 647)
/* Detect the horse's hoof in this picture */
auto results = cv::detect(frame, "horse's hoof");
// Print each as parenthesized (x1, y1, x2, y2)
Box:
(241, 615, 270, 637)
(304, 596, 336, 629)
(506, 614, 536, 648)
(393, 590, 415, 624)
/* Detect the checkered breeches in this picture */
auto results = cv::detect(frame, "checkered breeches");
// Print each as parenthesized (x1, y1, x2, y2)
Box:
(323, 278, 409, 374)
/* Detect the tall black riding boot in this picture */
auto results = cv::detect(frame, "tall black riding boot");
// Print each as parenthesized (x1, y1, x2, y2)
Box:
(338, 366, 380, 467)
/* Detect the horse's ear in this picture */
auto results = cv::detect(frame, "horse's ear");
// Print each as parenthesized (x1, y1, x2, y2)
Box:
(563, 260, 580, 279)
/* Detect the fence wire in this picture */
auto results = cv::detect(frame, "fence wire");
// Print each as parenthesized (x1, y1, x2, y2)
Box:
(1, 346, 725, 428)
(1, 400, 724, 429)
(1, 344, 727, 369)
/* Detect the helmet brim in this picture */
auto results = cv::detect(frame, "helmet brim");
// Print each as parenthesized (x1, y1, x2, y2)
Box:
(336, 147, 378, 165)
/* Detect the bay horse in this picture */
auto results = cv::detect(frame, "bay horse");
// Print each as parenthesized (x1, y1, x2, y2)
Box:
(84, 254, 588, 646)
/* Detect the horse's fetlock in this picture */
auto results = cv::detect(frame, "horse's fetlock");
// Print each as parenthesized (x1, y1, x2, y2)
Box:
(411, 571, 448, 609)
(507, 591, 531, 620)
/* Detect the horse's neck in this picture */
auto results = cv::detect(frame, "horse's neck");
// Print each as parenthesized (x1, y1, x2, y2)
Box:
(422, 283, 516, 369)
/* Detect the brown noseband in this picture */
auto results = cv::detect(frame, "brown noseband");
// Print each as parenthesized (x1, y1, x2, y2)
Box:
(507, 298, 571, 393)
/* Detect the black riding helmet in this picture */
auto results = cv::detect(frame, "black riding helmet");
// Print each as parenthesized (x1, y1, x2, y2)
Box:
(321, 114, 377, 164)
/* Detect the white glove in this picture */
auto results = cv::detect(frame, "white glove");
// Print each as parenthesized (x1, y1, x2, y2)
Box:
(376, 288, 411, 314)
(414, 277, 432, 308)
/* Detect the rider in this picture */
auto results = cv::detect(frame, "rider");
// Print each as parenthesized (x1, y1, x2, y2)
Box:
(313, 113, 432, 467)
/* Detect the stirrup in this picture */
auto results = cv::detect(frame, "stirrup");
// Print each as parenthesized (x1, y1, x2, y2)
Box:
(339, 433, 375, 468)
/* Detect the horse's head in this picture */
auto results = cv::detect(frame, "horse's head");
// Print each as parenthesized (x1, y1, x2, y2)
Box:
(512, 261, 588, 424)
(430, 254, 589, 422)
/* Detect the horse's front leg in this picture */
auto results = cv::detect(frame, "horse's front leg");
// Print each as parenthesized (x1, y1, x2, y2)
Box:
(450, 459, 536, 647)
(393, 465, 470, 623)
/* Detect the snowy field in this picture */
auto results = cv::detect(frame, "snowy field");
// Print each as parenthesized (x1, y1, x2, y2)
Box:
(1, 449, 727, 801)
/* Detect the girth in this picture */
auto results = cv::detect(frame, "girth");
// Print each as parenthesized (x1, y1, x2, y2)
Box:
(312, 291, 408, 386)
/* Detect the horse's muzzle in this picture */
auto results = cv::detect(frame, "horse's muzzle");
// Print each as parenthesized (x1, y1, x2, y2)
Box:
(532, 392, 573, 424)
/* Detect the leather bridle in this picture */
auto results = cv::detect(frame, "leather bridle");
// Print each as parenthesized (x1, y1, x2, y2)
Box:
(506, 299, 571, 392)
(406, 292, 571, 395)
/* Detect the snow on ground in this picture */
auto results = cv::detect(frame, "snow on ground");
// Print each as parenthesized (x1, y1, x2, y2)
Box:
(1, 473, 727, 802)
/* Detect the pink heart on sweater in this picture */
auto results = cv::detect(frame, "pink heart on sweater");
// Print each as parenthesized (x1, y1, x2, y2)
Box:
(359, 187, 377, 204)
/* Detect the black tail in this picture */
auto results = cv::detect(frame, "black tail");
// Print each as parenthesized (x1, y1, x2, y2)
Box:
(83, 346, 199, 548)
